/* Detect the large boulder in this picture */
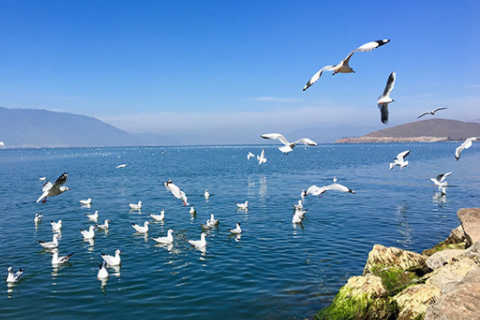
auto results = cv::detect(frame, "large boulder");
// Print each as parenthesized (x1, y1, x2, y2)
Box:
(364, 244, 429, 276)
(425, 258, 479, 294)
(426, 249, 465, 270)
(457, 208, 480, 246)
(393, 284, 441, 320)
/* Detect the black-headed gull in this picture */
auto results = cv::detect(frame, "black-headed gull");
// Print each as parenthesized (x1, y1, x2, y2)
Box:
(416, 107, 447, 119)
(95, 219, 110, 231)
(6, 267, 24, 283)
(34, 213, 42, 224)
(80, 226, 96, 239)
(377, 72, 396, 125)
(132, 221, 150, 233)
(208, 214, 218, 226)
(37, 234, 60, 249)
(187, 233, 207, 249)
(97, 261, 109, 279)
(164, 179, 190, 206)
(431, 172, 452, 188)
(455, 137, 479, 160)
(189, 206, 197, 215)
(257, 149, 267, 165)
(152, 229, 174, 245)
(51, 220, 62, 232)
(390, 150, 410, 170)
(261, 133, 317, 155)
(292, 209, 308, 224)
(129, 201, 142, 210)
(292, 200, 303, 210)
(303, 39, 390, 91)
(247, 152, 255, 160)
(51, 249, 74, 265)
(229, 222, 242, 234)
(36, 172, 70, 203)
(39, 176, 46, 181)
(87, 210, 99, 221)
(101, 250, 122, 266)
(236, 201, 249, 210)
(79, 198, 92, 205)
(150, 211, 165, 221)
(116, 164, 127, 168)
(204, 189, 210, 199)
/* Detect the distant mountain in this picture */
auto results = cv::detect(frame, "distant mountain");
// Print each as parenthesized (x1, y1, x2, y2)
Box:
(0, 107, 140, 147)
(335, 119, 480, 143)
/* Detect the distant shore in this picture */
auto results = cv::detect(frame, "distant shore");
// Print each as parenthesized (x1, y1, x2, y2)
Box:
(335, 136, 453, 143)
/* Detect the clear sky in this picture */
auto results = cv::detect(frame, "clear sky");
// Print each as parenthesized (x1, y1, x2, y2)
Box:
(1, 1, 479, 144)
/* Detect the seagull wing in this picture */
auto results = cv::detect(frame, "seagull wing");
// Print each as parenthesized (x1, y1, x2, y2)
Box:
(292, 138, 318, 147)
(42, 181, 53, 193)
(305, 185, 327, 196)
(416, 112, 430, 119)
(325, 183, 355, 194)
(303, 65, 334, 91)
(397, 150, 410, 161)
(432, 107, 447, 113)
(53, 173, 68, 188)
(261, 133, 290, 146)
(378, 103, 389, 124)
(382, 72, 396, 97)
(353, 39, 390, 53)
(436, 172, 452, 182)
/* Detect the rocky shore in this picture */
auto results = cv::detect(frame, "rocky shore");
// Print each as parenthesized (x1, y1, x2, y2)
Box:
(314, 208, 480, 320)
(335, 136, 450, 144)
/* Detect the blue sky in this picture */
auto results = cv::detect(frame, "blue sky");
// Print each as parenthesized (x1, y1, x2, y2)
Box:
(1, 1, 479, 143)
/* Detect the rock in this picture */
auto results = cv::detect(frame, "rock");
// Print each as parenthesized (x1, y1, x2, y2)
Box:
(445, 225, 466, 244)
(426, 249, 465, 270)
(315, 274, 397, 320)
(364, 244, 430, 276)
(423, 226, 466, 256)
(425, 268, 480, 320)
(463, 237, 480, 260)
(393, 284, 441, 320)
(457, 208, 480, 246)
(425, 258, 479, 294)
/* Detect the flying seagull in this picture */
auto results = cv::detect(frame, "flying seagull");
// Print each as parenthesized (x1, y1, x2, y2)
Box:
(261, 133, 317, 155)
(455, 137, 479, 160)
(431, 172, 452, 188)
(377, 72, 396, 124)
(390, 150, 410, 170)
(416, 107, 447, 119)
(36, 172, 70, 203)
(303, 39, 390, 91)
(164, 179, 189, 206)
(305, 179, 355, 197)
(247, 152, 255, 160)
(257, 149, 267, 165)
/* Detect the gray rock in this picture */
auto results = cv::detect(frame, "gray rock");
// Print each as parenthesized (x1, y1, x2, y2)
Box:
(425, 258, 479, 294)
(457, 208, 480, 246)
(427, 249, 465, 270)
(393, 284, 441, 320)
(363, 244, 429, 275)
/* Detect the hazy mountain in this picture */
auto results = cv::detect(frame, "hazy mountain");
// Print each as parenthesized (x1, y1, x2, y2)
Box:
(335, 119, 480, 143)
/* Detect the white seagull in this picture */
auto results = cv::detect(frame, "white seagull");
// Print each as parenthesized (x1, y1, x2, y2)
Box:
(207, 214, 219, 226)
(390, 150, 410, 170)
(39, 177, 46, 181)
(34, 213, 43, 224)
(187, 233, 207, 249)
(189, 206, 197, 215)
(377, 72, 396, 125)
(6, 267, 24, 283)
(95, 219, 110, 231)
(37, 234, 60, 249)
(132, 221, 150, 233)
(150, 211, 165, 221)
(101, 250, 122, 266)
(430, 172, 452, 188)
(305, 183, 355, 196)
(261, 133, 318, 155)
(229, 222, 242, 234)
(51, 249, 74, 265)
(236, 201, 249, 210)
(204, 189, 210, 199)
(257, 149, 267, 165)
(247, 152, 255, 160)
(51, 220, 63, 232)
(87, 210, 99, 221)
(79, 198, 92, 206)
(129, 201, 142, 210)
(164, 179, 189, 205)
(293, 200, 303, 210)
(152, 229, 174, 245)
(303, 39, 391, 91)
(80, 226, 96, 239)
(36, 172, 70, 203)
(292, 209, 308, 224)
(455, 137, 479, 160)
(116, 164, 127, 168)
(97, 261, 109, 279)
(416, 107, 447, 119)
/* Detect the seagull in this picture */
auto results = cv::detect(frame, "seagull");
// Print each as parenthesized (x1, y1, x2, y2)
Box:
(150, 211, 165, 221)
(86, 210, 99, 221)
(116, 164, 127, 168)
(51, 249, 74, 265)
(229, 222, 242, 234)
(187, 233, 207, 249)
(261, 133, 318, 155)
(292, 200, 303, 210)
(80, 198, 92, 206)
(97, 261, 109, 279)
(390, 150, 410, 170)
(303, 39, 391, 91)
(204, 189, 210, 199)
(0, 141, 4, 146)
(416, 107, 447, 119)
(257, 149, 267, 165)
(301, 190, 307, 199)
(129, 201, 142, 210)
(152, 229, 174, 245)
(132, 221, 150, 233)
(6, 267, 24, 283)
(101, 250, 122, 266)
(36, 172, 70, 203)
(39, 177, 46, 181)
(37, 234, 60, 249)
(236, 201, 249, 210)
(305, 178, 355, 196)
(34, 213, 43, 224)
(51, 220, 63, 232)
(207, 214, 219, 226)
(455, 137, 479, 160)
(80, 226, 96, 239)
(377, 72, 396, 125)
(430, 172, 452, 188)
(292, 209, 308, 224)
(95, 219, 110, 231)
(189, 206, 197, 215)
(164, 180, 189, 206)
(247, 152, 255, 160)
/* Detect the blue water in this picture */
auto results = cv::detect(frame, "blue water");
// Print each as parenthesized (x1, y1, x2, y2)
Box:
(0, 143, 479, 319)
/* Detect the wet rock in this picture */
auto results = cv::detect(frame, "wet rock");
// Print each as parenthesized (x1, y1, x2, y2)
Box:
(393, 284, 441, 320)
(423, 226, 466, 256)
(457, 208, 480, 247)
(364, 244, 429, 276)
(426, 249, 465, 270)
(425, 258, 479, 294)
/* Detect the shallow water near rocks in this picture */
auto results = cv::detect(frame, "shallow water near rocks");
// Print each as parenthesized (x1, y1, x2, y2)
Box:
(0, 143, 478, 319)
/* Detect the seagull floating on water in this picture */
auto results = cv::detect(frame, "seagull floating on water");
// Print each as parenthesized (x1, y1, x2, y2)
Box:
(455, 137, 479, 160)
(257, 149, 267, 165)
(189, 206, 197, 215)
(36, 172, 70, 203)
(6, 267, 24, 283)
(200, 214, 218, 230)
(390, 150, 410, 170)
(416, 107, 447, 119)
(95, 219, 110, 231)
(51, 249, 74, 265)
(51, 220, 63, 232)
(150, 211, 165, 221)
(292, 209, 308, 224)
(236, 201, 249, 210)
(129, 201, 142, 210)
(132, 221, 150, 233)
(80, 198, 92, 206)
(431, 172, 452, 188)
(204, 189, 210, 199)
(247, 152, 255, 160)
(303, 39, 391, 91)
(87, 210, 99, 221)
(34, 213, 43, 224)
(152, 230, 174, 245)
(37, 234, 60, 249)
(101, 250, 122, 266)
(377, 72, 396, 125)
(261, 133, 317, 155)
(116, 164, 127, 168)
(80, 226, 96, 239)
(187, 233, 207, 249)
(97, 261, 109, 279)
(39, 177, 46, 181)
(229, 222, 242, 234)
